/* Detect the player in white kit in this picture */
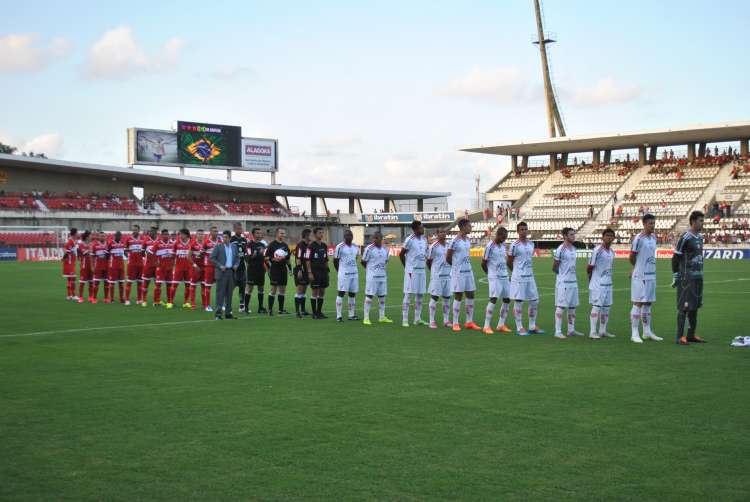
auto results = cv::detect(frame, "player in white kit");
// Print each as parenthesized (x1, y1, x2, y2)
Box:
(446, 219, 481, 332)
(481, 227, 512, 334)
(427, 228, 452, 328)
(587, 228, 616, 339)
(361, 231, 392, 325)
(629, 213, 663, 343)
(399, 220, 428, 327)
(333, 229, 360, 322)
(552, 227, 584, 339)
(507, 222, 543, 336)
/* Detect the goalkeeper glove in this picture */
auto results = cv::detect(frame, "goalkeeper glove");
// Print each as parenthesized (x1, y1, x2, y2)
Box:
(671, 272, 681, 288)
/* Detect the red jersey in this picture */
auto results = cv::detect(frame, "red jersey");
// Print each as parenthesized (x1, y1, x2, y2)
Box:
(108, 240, 126, 269)
(78, 241, 93, 270)
(190, 239, 204, 267)
(173, 238, 193, 269)
(143, 235, 158, 267)
(203, 236, 219, 267)
(92, 241, 110, 270)
(150, 238, 175, 269)
(63, 238, 78, 265)
(124, 233, 147, 262)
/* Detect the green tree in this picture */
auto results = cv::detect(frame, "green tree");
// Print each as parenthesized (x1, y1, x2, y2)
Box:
(0, 142, 17, 155)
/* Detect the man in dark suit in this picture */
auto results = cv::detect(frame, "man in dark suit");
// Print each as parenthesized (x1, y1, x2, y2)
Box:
(210, 230, 240, 320)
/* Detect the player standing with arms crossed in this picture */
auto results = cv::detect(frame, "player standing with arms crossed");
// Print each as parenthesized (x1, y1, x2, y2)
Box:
(62, 228, 78, 300)
(334, 229, 360, 322)
(265, 228, 292, 315)
(587, 228, 616, 339)
(427, 228, 452, 329)
(293, 229, 312, 317)
(399, 220, 428, 327)
(507, 221, 543, 336)
(361, 231, 392, 325)
(629, 214, 663, 343)
(446, 219, 481, 332)
(306, 227, 330, 319)
(481, 227, 512, 334)
(552, 227, 583, 339)
(673, 211, 707, 345)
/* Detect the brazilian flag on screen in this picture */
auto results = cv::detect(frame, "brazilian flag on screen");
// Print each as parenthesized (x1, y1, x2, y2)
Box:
(177, 121, 241, 167)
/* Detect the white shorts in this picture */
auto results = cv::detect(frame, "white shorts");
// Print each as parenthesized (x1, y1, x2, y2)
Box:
(555, 283, 579, 308)
(631, 278, 656, 303)
(403, 271, 427, 294)
(451, 272, 476, 293)
(337, 273, 359, 294)
(488, 277, 510, 299)
(429, 276, 452, 298)
(365, 278, 387, 297)
(510, 279, 539, 301)
(589, 285, 613, 306)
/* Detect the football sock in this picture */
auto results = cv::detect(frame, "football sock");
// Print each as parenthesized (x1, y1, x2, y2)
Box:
(590, 306, 600, 334)
(677, 309, 686, 340)
(125, 282, 132, 301)
(442, 299, 450, 324)
(402, 294, 410, 323)
(452, 299, 461, 325)
(244, 293, 250, 310)
(79, 282, 86, 298)
(640, 304, 652, 334)
(498, 302, 509, 328)
(414, 294, 423, 321)
(310, 296, 316, 314)
(484, 301, 495, 329)
(687, 310, 698, 339)
(93, 281, 100, 299)
(567, 308, 577, 334)
(429, 298, 437, 324)
(364, 297, 372, 320)
(513, 301, 524, 331)
(348, 297, 356, 317)
(599, 306, 610, 335)
(630, 305, 641, 336)
(317, 297, 324, 315)
(465, 298, 474, 323)
(268, 295, 275, 312)
(258, 292, 265, 310)
(119, 283, 125, 302)
(278, 294, 285, 311)
(378, 297, 386, 318)
(142, 282, 150, 302)
(528, 300, 538, 328)
(555, 307, 564, 334)
(336, 296, 343, 318)
(294, 295, 301, 313)
(67, 277, 75, 297)
(88, 282, 95, 299)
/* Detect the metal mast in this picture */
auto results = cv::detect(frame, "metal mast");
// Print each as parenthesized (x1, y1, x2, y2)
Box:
(533, 0, 566, 137)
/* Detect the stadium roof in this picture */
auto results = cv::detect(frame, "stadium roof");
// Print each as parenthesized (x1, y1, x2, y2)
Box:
(461, 121, 750, 157)
(0, 154, 449, 200)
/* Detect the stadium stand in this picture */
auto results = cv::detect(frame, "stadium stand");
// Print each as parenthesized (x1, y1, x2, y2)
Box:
(41, 192, 140, 214)
(0, 231, 57, 246)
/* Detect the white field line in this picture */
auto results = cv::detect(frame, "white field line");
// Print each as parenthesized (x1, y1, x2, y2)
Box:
(1, 278, 747, 339)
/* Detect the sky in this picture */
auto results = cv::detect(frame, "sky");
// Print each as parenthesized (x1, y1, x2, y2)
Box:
(2, 0, 749, 212)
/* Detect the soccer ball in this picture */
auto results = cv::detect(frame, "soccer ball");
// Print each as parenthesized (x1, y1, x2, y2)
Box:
(274, 248, 288, 260)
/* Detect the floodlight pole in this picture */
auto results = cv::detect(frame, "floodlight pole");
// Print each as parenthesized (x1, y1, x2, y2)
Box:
(533, 0, 566, 139)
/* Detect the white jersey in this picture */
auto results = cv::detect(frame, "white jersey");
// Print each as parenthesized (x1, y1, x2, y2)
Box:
(553, 243, 578, 286)
(483, 240, 508, 279)
(630, 232, 657, 280)
(427, 241, 451, 279)
(509, 239, 535, 283)
(334, 242, 360, 277)
(402, 233, 428, 274)
(362, 243, 388, 281)
(447, 234, 472, 277)
(588, 245, 614, 290)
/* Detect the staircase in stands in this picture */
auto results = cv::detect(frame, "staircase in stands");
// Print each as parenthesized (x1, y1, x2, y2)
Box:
(673, 161, 736, 233)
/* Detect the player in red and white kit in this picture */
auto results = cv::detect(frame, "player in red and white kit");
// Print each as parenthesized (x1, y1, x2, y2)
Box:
(107, 231, 127, 303)
(62, 228, 79, 300)
(140, 227, 158, 307)
(201, 226, 220, 312)
(149, 229, 175, 307)
(188, 229, 206, 310)
(91, 232, 110, 304)
(169, 228, 194, 308)
(123, 224, 146, 305)
(77, 231, 93, 303)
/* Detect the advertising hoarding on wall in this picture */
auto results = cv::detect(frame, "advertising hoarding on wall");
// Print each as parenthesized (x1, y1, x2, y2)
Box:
(241, 137, 278, 172)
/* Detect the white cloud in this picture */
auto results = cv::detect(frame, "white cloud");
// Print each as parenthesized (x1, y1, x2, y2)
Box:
(211, 65, 256, 80)
(82, 27, 184, 80)
(574, 78, 643, 107)
(0, 33, 71, 73)
(22, 133, 64, 157)
(435, 66, 541, 105)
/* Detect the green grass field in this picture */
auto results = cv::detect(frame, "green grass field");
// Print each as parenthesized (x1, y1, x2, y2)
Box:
(1, 257, 749, 501)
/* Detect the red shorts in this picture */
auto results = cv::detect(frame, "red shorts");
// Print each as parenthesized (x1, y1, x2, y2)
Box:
(203, 266, 215, 286)
(80, 267, 93, 283)
(141, 265, 157, 281)
(127, 262, 143, 281)
(172, 267, 191, 284)
(94, 267, 109, 281)
(62, 260, 76, 277)
(191, 266, 204, 285)
(156, 267, 173, 283)
(108, 268, 125, 282)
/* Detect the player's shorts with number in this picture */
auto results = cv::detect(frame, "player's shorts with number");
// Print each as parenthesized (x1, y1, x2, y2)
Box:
(79, 267, 93, 283)
(172, 267, 191, 284)
(589, 286, 613, 307)
(510, 279, 539, 301)
(191, 266, 204, 285)
(141, 265, 157, 281)
(451, 272, 476, 293)
(94, 267, 109, 281)
(488, 277, 511, 299)
(203, 266, 215, 286)
(127, 263, 143, 282)
(156, 267, 173, 284)
(631, 278, 656, 303)
(108, 268, 125, 283)
(428, 276, 451, 298)
(555, 283, 579, 308)
(403, 271, 426, 294)
(337, 272, 359, 294)
(365, 278, 387, 297)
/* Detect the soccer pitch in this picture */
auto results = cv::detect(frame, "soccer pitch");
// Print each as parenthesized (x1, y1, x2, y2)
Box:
(1, 258, 749, 500)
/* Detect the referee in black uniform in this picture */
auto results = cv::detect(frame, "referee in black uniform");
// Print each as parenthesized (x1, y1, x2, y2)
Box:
(265, 228, 292, 315)
(672, 210, 707, 345)
(245, 227, 268, 314)
(293, 229, 312, 317)
(306, 227, 330, 319)
(230, 223, 249, 312)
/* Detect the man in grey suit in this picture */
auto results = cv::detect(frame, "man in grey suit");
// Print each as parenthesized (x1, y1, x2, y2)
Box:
(210, 230, 241, 320)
